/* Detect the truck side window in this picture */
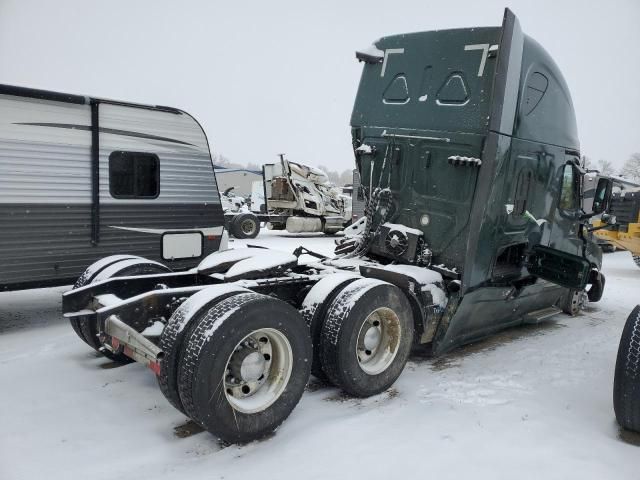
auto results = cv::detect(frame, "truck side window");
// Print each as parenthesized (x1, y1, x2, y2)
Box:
(559, 164, 577, 210)
(109, 151, 160, 199)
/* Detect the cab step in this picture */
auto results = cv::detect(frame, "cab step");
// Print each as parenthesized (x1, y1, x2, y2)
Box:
(523, 306, 562, 324)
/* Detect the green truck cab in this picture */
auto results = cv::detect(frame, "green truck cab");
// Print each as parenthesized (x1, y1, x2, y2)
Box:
(60, 9, 614, 443)
(349, 8, 611, 353)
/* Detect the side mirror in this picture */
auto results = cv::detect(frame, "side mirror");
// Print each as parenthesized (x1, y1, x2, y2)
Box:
(590, 177, 613, 215)
(601, 213, 616, 225)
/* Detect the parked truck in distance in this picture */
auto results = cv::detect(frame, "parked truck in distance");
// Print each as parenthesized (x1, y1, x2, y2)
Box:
(62, 9, 613, 444)
(263, 155, 352, 234)
(220, 155, 355, 238)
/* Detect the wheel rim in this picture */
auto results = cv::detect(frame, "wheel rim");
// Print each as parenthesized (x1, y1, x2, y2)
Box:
(569, 290, 584, 314)
(241, 219, 256, 236)
(355, 307, 401, 375)
(223, 328, 293, 414)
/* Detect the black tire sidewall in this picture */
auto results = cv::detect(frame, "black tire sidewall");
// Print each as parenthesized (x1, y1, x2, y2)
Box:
(186, 295, 311, 443)
(614, 305, 640, 432)
(303, 277, 358, 380)
(70, 255, 141, 344)
(322, 282, 414, 397)
(232, 213, 260, 239)
(157, 288, 249, 414)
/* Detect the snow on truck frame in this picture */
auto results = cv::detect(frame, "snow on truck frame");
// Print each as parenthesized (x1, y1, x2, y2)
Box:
(63, 9, 613, 444)
(0, 84, 226, 292)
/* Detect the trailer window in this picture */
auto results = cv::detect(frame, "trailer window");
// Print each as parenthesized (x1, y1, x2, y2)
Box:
(109, 151, 160, 199)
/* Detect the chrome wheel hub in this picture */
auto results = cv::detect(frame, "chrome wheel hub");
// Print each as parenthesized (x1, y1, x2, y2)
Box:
(356, 307, 401, 375)
(363, 325, 382, 351)
(223, 328, 292, 414)
(241, 219, 256, 235)
(240, 351, 266, 382)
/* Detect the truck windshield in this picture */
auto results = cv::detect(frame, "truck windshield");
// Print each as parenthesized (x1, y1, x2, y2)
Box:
(351, 27, 501, 134)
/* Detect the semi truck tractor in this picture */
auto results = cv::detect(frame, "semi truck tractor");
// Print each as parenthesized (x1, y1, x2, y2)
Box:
(221, 156, 354, 238)
(62, 8, 612, 444)
(263, 155, 352, 234)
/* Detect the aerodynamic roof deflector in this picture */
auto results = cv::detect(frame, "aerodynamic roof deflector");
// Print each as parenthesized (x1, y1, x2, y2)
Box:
(459, 8, 524, 295)
(488, 8, 524, 137)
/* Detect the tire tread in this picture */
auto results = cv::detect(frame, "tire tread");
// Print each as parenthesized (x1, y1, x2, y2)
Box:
(614, 306, 640, 432)
(178, 293, 264, 423)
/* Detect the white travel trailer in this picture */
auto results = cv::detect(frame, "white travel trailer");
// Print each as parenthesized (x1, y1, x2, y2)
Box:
(0, 84, 226, 292)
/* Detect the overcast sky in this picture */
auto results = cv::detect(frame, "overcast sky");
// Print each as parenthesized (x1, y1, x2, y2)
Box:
(0, 0, 638, 171)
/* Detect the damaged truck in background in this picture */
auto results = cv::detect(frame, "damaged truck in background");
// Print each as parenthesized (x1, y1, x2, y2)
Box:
(62, 9, 613, 444)
(221, 154, 354, 238)
(262, 155, 353, 235)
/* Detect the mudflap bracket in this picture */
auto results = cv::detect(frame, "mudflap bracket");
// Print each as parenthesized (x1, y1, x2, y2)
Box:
(104, 315, 164, 374)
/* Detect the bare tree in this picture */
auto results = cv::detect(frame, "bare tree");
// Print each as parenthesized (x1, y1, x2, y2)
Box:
(582, 155, 616, 176)
(211, 152, 232, 167)
(339, 169, 354, 186)
(620, 153, 640, 182)
(245, 162, 262, 172)
(317, 165, 356, 186)
(317, 165, 340, 184)
(597, 159, 614, 176)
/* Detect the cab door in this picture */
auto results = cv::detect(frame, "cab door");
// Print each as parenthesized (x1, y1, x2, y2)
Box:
(526, 158, 591, 289)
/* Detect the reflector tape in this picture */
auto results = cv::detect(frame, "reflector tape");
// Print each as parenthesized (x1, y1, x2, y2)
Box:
(148, 361, 161, 376)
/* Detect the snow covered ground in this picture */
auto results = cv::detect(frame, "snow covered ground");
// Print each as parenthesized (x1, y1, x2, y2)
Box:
(1, 231, 639, 480)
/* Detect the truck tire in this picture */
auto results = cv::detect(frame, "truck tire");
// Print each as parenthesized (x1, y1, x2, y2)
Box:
(177, 293, 311, 443)
(587, 271, 605, 303)
(633, 255, 640, 269)
(231, 213, 260, 239)
(157, 285, 250, 414)
(319, 279, 414, 397)
(69, 255, 143, 345)
(79, 258, 171, 363)
(300, 274, 358, 381)
(614, 306, 640, 432)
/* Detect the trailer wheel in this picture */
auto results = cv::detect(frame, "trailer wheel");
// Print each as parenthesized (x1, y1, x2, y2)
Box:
(157, 285, 250, 414)
(633, 255, 640, 269)
(319, 279, 414, 397)
(614, 306, 640, 432)
(69, 255, 143, 345)
(78, 258, 171, 362)
(231, 213, 261, 239)
(177, 293, 311, 443)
